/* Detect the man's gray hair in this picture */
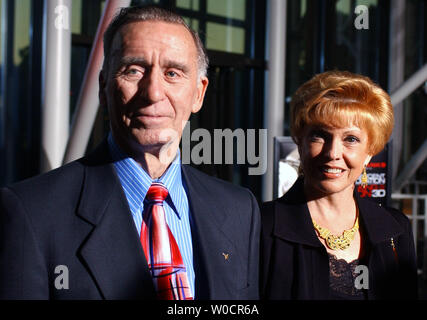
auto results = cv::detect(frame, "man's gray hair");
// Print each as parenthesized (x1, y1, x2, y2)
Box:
(102, 5, 209, 78)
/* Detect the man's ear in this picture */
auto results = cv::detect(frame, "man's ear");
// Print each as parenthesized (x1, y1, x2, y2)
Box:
(191, 76, 209, 113)
(99, 70, 107, 107)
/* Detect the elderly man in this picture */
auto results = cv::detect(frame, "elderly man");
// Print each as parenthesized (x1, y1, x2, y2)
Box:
(0, 6, 260, 300)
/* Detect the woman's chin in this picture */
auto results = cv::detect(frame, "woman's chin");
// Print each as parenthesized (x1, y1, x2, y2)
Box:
(305, 179, 355, 198)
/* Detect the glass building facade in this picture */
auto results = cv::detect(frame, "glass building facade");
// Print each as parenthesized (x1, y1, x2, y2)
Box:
(0, 0, 425, 254)
(0, 0, 425, 197)
(0, 0, 426, 298)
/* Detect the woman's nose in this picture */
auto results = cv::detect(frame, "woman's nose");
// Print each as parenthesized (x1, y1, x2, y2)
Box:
(325, 139, 342, 160)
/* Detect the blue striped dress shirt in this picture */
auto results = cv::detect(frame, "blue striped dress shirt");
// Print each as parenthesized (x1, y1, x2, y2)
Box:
(107, 134, 195, 297)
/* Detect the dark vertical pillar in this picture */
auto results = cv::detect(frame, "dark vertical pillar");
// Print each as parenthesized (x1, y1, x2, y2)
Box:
(26, 0, 44, 179)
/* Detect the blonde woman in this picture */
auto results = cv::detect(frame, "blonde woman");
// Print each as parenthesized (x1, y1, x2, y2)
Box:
(260, 71, 417, 300)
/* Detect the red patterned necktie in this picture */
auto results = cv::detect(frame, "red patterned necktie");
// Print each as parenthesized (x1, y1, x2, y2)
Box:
(140, 182, 193, 300)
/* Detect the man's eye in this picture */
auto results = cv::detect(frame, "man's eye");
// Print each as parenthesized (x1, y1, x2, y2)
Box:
(166, 70, 177, 78)
(123, 68, 143, 78)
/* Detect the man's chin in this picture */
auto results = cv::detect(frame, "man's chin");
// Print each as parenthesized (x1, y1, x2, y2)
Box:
(143, 123, 180, 140)
(127, 136, 179, 166)
(131, 132, 179, 153)
(112, 127, 181, 157)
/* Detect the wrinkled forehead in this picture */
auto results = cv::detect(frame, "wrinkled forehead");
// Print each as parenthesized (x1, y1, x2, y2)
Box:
(109, 20, 197, 65)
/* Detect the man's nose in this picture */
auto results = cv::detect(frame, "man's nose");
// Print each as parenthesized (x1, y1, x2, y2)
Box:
(141, 68, 165, 103)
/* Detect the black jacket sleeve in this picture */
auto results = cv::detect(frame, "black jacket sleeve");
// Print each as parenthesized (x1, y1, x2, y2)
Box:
(0, 187, 49, 299)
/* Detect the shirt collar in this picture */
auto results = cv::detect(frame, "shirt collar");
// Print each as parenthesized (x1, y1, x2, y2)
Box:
(107, 133, 183, 218)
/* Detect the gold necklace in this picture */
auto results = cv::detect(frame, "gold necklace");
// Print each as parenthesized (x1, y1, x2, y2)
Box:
(312, 216, 359, 250)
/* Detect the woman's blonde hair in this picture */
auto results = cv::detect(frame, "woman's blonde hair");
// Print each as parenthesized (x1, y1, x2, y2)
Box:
(290, 70, 394, 156)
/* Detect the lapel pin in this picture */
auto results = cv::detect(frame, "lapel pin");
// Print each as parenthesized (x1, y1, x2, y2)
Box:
(222, 252, 230, 260)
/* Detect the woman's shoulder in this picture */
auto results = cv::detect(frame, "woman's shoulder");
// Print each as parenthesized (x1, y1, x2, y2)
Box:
(359, 196, 410, 223)
(260, 180, 311, 242)
(260, 182, 305, 220)
(382, 205, 412, 229)
(260, 200, 278, 233)
(357, 196, 412, 239)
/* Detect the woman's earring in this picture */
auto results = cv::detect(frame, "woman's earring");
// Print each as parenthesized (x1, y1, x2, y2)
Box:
(361, 165, 368, 188)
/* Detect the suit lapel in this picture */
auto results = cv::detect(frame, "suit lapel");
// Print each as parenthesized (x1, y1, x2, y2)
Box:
(273, 179, 322, 247)
(182, 165, 241, 300)
(272, 180, 329, 299)
(76, 141, 156, 299)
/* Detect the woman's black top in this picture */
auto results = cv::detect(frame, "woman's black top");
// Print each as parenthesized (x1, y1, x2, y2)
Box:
(328, 253, 366, 300)
(260, 178, 418, 300)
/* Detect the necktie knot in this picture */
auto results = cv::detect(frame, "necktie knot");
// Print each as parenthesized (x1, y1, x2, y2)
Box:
(146, 182, 168, 204)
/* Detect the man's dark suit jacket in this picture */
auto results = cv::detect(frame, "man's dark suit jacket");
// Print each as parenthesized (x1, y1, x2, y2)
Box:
(0, 140, 260, 299)
(260, 179, 418, 300)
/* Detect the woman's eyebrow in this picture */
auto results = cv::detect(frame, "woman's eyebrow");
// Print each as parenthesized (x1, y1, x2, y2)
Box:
(342, 128, 362, 135)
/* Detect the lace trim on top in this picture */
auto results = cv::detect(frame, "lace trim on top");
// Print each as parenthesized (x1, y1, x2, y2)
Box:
(328, 253, 365, 298)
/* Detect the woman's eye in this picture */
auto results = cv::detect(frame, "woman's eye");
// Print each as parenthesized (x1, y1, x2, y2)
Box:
(310, 135, 321, 141)
(309, 131, 325, 142)
(345, 136, 360, 143)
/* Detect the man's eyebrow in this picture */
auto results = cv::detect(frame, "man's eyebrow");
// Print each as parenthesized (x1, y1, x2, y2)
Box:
(115, 57, 191, 73)
(163, 59, 190, 73)
(118, 56, 148, 67)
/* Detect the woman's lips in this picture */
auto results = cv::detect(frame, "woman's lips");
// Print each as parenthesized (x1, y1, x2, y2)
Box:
(319, 166, 345, 178)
